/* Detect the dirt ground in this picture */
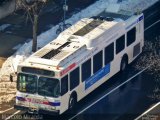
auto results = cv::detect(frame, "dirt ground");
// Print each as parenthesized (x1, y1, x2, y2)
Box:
(0, 57, 6, 68)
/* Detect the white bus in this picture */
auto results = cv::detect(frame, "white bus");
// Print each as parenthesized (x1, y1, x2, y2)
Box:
(14, 9, 144, 115)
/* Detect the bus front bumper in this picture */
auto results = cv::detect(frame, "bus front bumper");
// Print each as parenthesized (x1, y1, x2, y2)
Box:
(14, 105, 60, 115)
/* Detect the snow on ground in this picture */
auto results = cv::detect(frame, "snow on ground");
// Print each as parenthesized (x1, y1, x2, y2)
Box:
(0, 0, 158, 92)
(120, 0, 158, 12)
(12, 44, 23, 50)
(0, 24, 10, 32)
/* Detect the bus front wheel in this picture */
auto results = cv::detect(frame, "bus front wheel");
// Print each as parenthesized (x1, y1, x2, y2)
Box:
(69, 94, 77, 110)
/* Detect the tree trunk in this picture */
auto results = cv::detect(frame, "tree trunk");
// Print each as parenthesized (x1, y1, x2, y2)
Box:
(32, 14, 38, 52)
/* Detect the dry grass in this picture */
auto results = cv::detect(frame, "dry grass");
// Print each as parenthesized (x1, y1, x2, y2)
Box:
(0, 57, 6, 68)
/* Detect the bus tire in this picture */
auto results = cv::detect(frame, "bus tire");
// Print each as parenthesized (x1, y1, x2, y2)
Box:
(69, 93, 77, 110)
(120, 55, 128, 71)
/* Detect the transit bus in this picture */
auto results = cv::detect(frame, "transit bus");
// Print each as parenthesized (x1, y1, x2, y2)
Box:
(14, 9, 144, 115)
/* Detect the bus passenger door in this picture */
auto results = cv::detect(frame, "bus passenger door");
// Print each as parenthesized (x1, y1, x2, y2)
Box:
(60, 75, 70, 114)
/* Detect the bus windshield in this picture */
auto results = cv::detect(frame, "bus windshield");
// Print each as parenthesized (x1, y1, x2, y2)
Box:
(17, 73, 37, 94)
(17, 73, 60, 97)
(38, 77, 60, 97)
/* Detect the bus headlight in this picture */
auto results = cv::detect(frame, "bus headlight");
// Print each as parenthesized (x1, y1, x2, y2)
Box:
(50, 107, 56, 110)
(16, 99, 23, 105)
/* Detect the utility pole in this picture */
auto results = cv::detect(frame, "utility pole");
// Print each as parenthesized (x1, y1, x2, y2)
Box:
(32, 9, 38, 52)
(31, 2, 39, 52)
(63, 0, 68, 30)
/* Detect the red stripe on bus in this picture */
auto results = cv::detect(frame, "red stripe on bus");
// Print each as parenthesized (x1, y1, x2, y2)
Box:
(42, 101, 50, 105)
(60, 63, 76, 76)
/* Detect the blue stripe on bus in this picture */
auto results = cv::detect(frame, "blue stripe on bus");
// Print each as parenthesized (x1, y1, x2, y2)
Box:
(139, 15, 144, 22)
(126, 20, 137, 30)
(126, 15, 143, 30)
(16, 96, 26, 101)
(85, 63, 110, 90)
(49, 102, 61, 106)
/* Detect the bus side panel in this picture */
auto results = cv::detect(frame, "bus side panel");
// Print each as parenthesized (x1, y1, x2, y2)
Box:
(127, 16, 144, 64)
(139, 19, 144, 49)
(60, 92, 70, 114)
(77, 60, 119, 101)
(74, 29, 126, 102)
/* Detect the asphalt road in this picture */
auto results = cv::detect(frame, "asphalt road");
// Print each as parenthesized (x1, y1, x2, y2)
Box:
(0, 1, 160, 120)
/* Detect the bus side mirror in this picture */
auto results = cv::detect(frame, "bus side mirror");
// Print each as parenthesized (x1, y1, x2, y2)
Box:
(10, 74, 13, 82)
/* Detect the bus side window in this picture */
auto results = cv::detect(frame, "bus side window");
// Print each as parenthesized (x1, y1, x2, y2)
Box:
(105, 43, 114, 65)
(116, 35, 125, 54)
(127, 27, 136, 46)
(61, 75, 68, 96)
(82, 59, 91, 82)
(70, 67, 80, 90)
(93, 50, 103, 74)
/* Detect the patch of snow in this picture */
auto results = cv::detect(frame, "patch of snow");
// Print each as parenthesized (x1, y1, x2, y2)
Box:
(0, 57, 15, 81)
(12, 44, 22, 50)
(12, 55, 25, 73)
(0, 24, 11, 31)
(46, 24, 54, 29)
(120, 0, 159, 12)
(106, 3, 120, 13)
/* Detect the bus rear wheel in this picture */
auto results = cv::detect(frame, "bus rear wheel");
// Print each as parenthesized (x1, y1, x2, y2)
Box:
(120, 56, 128, 71)
(119, 55, 128, 89)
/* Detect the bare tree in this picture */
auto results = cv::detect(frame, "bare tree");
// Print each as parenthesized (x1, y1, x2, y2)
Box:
(16, 0, 47, 52)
